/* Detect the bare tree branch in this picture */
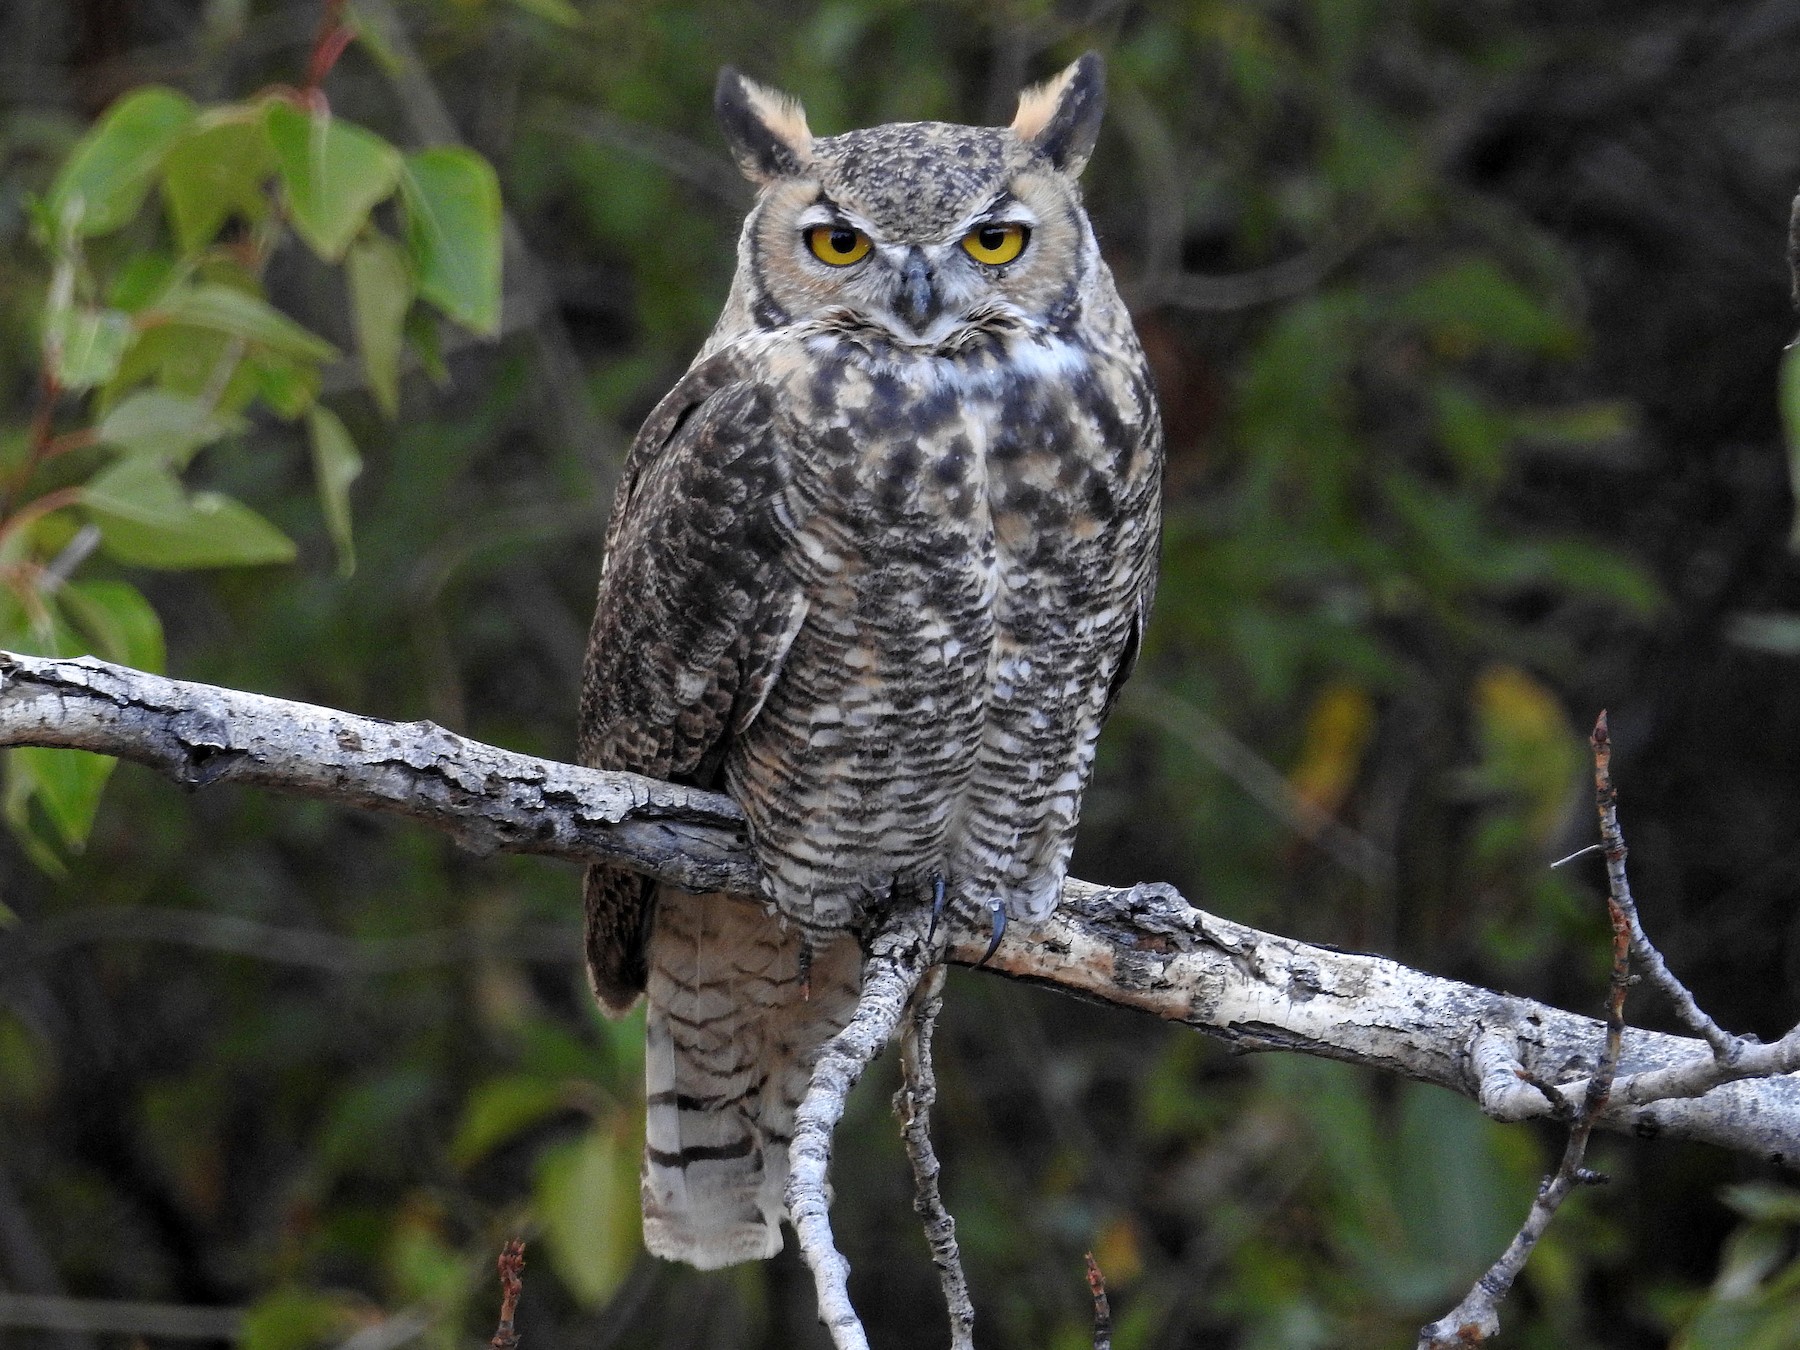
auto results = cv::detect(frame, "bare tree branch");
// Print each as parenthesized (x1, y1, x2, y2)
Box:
(787, 911, 936, 1350)
(894, 964, 976, 1349)
(3, 650, 1798, 1170)
(1419, 712, 1635, 1347)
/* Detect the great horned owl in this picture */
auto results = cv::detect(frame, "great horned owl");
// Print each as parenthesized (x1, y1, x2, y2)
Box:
(579, 52, 1162, 1270)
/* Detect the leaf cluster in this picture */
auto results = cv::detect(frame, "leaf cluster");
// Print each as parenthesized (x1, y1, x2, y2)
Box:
(6, 71, 502, 864)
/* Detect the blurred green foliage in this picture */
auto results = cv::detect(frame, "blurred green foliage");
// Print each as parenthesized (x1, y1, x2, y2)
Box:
(2, 28, 502, 872)
(2, 1, 1797, 1347)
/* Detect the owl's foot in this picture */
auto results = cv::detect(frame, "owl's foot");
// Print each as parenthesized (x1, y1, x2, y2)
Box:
(976, 898, 1006, 968)
(924, 872, 948, 945)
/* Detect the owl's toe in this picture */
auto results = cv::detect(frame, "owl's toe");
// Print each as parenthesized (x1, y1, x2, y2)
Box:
(925, 871, 948, 945)
(976, 898, 1006, 967)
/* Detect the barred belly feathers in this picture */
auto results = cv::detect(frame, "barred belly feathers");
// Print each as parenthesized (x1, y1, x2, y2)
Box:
(578, 51, 1162, 1269)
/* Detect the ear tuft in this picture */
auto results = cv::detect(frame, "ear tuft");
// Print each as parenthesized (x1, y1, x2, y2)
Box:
(715, 67, 813, 184)
(1010, 51, 1106, 177)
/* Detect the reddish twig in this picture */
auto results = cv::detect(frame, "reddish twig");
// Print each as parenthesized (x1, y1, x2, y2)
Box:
(1086, 1253, 1112, 1350)
(1592, 715, 1738, 1057)
(303, 0, 354, 97)
(3, 365, 63, 519)
(489, 1239, 524, 1350)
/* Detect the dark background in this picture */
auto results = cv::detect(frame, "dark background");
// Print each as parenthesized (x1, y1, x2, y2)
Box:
(5, 1, 1800, 1346)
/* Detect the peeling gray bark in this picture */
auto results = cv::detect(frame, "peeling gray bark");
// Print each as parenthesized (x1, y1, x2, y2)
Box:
(785, 914, 934, 1350)
(4, 650, 1798, 1166)
(0, 650, 756, 893)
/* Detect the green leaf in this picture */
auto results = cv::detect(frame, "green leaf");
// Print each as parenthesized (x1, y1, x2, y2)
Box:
(6, 746, 115, 850)
(95, 390, 246, 465)
(265, 100, 402, 262)
(84, 458, 296, 569)
(345, 3, 406, 76)
(451, 1075, 569, 1170)
(347, 231, 414, 417)
(506, 0, 584, 26)
(108, 251, 177, 311)
(401, 146, 503, 335)
(404, 308, 449, 386)
(153, 284, 339, 362)
(534, 1124, 638, 1307)
(160, 109, 275, 252)
(104, 324, 232, 405)
(0, 1011, 52, 1110)
(1397, 257, 1576, 358)
(245, 350, 321, 420)
(48, 87, 196, 236)
(305, 405, 362, 576)
(239, 1289, 361, 1350)
(58, 579, 166, 672)
(383, 1210, 467, 1308)
(47, 307, 133, 391)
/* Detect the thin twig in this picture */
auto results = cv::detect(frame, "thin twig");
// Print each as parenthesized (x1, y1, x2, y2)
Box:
(1418, 711, 1635, 1347)
(302, 0, 352, 99)
(1591, 713, 1738, 1057)
(489, 1240, 525, 1350)
(894, 963, 975, 1349)
(1086, 1253, 1112, 1350)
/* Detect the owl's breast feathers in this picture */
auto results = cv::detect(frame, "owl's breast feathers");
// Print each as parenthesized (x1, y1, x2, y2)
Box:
(580, 322, 1161, 995)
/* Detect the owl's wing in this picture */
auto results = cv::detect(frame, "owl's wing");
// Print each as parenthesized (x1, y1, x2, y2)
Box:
(578, 349, 803, 1013)
(1102, 413, 1164, 722)
(1102, 576, 1153, 722)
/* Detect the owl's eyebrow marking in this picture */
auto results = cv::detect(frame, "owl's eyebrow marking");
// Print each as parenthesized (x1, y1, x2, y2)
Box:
(974, 191, 1023, 221)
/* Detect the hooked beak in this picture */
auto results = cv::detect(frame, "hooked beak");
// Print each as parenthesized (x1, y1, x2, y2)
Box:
(896, 247, 940, 334)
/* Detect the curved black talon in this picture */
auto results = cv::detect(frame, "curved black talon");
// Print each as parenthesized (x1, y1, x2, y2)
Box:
(976, 899, 1006, 967)
(925, 872, 948, 945)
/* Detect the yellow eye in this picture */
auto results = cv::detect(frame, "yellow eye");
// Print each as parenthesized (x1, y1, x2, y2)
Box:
(961, 222, 1028, 266)
(805, 225, 872, 266)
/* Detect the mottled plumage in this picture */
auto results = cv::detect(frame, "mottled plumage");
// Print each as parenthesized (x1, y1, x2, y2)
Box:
(579, 52, 1162, 1270)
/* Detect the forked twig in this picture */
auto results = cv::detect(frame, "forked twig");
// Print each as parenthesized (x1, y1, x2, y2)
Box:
(787, 912, 936, 1350)
(1418, 712, 1643, 1345)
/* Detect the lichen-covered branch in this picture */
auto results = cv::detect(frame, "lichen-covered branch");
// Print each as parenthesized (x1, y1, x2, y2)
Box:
(0, 650, 756, 893)
(785, 912, 935, 1350)
(4, 650, 1800, 1168)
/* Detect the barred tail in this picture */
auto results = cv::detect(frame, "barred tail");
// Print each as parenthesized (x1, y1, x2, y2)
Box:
(640, 889, 860, 1269)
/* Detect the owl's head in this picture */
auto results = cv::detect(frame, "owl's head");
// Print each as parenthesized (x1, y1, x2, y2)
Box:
(715, 55, 1107, 348)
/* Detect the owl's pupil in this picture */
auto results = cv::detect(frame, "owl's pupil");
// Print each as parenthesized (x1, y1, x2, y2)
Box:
(979, 226, 1006, 250)
(829, 229, 857, 254)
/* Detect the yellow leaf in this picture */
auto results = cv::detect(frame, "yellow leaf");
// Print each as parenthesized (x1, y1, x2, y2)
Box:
(1288, 682, 1376, 816)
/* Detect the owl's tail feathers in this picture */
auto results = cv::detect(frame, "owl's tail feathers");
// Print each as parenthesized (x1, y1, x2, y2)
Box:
(640, 890, 861, 1270)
